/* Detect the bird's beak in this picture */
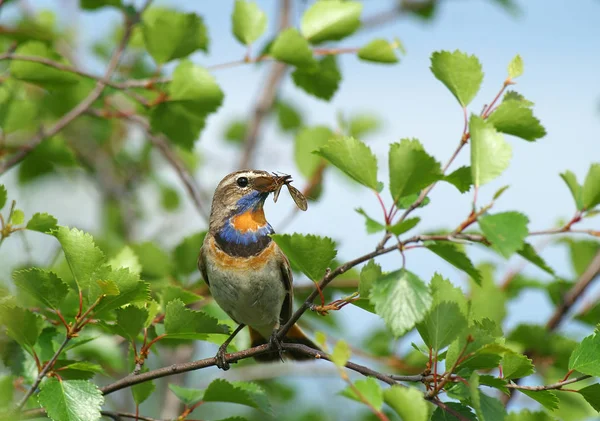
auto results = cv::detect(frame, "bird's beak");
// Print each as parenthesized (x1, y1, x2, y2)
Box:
(254, 173, 292, 193)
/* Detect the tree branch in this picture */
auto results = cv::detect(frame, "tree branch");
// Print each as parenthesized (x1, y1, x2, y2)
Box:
(503, 249, 600, 406)
(237, 0, 291, 170)
(0, 1, 150, 176)
(124, 114, 209, 221)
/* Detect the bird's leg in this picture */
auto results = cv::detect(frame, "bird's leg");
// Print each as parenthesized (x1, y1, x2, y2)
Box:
(216, 323, 245, 371)
(269, 329, 285, 362)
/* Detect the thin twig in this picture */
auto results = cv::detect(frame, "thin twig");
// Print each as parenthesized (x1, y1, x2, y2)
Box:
(101, 411, 162, 421)
(16, 336, 70, 409)
(506, 375, 591, 391)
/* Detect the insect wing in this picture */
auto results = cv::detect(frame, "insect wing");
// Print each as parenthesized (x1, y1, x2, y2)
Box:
(273, 185, 283, 203)
(287, 184, 308, 211)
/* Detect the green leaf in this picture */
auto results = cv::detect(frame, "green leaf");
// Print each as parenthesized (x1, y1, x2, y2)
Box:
(503, 90, 534, 107)
(53, 226, 105, 294)
(160, 285, 202, 307)
(470, 115, 512, 186)
(231, 0, 267, 45)
(173, 232, 206, 275)
(0, 305, 42, 351)
(132, 242, 172, 279)
(358, 39, 398, 64)
(10, 209, 24, 225)
(150, 102, 206, 150)
(431, 402, 476, 421)
(203, 379, 271, 414)
(10, 41, 79, 87)
(517, 243, 555, 275)
(160, 185, 180, 211)
(38, 379, 104, 421)
(383, 386, 429, 421)
(80, 0, 122, 10)
(506, 410, 556, 421)
(0, 375, 14, 410)
(224, 119, 247, 144)
(388, 139, 442, 202)
(142, 8, 208, 64)
(108, 247, 141, 276)
(560, 170, 584, 210)
(292, 55, 341, 101)
(487, 100, 546, 141)
(294, 126, 333, 178)
(430, 274, 468, 315)
(519, 389, 559, 411)
(270, 28, 315, 67)
(115, 306, 149, 342)
(564, 239, 600, 277)
(164, 299, 229, 339)
(270, 234, 337, 281)
(315, 136, 379, 190)
(430, 50, 483, 107)
(275, 101, 302, 132)
(569, 331, 600, 377)
(132, 378, 155, 406)
(26, 212, 58, 233)
(340, 377, 383, 410)
(416, 302, 468, 351)
(347, 113, 381, 139)
(426, 243, 482, 285)
(331, 340, 351, 367)
(168, 60, 224, 115)
(13, 268, 69, 310)
(300, 0, 362, 44)
(443, 166, 473, 193)
(169, 384, 204, 406)
(387, 217, 420, 236)
(370, 269, 432, 337)
(479, 212, 529, 258)
(469, 264, 507, 325)
(359, 260, 381, 299)
(469, 372, 507, 421)
(502, 352, 534, 379)
(508, 54, 524, 79)
(577, 383, 600, 412)
(88, 266, 150, 316)
(479, 375, 509, 394)
(582, 163, 600, 210)
(355, 208, 385, 234)
(0, 185, 6, 210)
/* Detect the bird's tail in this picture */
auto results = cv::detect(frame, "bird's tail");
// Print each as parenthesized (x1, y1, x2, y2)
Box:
(249, 324, 319, 362)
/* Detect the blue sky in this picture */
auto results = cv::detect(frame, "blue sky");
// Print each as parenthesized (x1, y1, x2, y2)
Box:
(1, 0, 600, 414)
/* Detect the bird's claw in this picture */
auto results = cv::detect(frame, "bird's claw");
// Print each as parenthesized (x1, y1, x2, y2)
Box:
(269, 330, 285, 362)
(215, 344, 230, 371)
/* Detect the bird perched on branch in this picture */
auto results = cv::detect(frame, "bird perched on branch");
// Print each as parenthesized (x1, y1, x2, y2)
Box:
(198, 170, 318, 370)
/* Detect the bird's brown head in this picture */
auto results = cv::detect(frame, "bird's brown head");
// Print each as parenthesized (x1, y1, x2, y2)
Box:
(208, 170, 290, 233)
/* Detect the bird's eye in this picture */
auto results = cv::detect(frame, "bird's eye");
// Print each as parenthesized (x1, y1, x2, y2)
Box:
(236, 177, 249, 188)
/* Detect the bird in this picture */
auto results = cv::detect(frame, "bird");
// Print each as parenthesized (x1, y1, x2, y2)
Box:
(198, 169, 318, 370)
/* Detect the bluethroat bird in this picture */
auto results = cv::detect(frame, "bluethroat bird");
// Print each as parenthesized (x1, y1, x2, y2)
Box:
(199, 170, 318, 370)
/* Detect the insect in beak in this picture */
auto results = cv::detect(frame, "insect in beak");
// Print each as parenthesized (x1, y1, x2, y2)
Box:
(270, 172, 308, 211)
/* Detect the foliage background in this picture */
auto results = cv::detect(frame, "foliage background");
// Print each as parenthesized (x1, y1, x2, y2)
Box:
(1, 0, 600, 420)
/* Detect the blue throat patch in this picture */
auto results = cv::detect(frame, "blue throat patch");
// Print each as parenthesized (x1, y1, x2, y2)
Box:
(218, 191, 274, 246)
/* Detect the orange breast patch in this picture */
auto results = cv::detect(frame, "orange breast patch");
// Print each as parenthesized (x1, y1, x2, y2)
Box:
(209, 236, 276, 270)
(230, 209, 268, 233)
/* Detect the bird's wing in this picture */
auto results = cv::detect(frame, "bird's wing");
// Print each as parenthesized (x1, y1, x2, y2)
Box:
(278, 252, 294, 325)
(197, 242, 209, 286)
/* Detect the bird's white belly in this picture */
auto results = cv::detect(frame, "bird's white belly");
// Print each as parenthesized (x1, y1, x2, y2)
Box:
(206, 260, 286, 338)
